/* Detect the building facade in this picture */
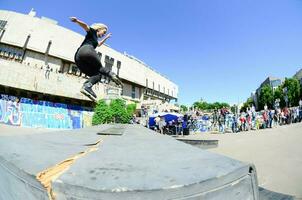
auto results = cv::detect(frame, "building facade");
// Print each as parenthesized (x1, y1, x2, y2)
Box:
(0, 9, 179, 128)
(253, 77, 284, 110)
(293, 68, 302, 85)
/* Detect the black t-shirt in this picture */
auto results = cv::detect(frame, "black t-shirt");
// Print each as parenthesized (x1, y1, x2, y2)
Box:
(80, 27, 98, 49)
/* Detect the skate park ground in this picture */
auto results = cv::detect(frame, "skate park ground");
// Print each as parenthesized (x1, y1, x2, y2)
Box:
(0, 123, 301, 199)
(182, 122, 302, 199)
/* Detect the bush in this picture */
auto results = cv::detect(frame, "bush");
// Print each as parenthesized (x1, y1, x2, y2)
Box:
(92, 99, 132, 125)
(92, 100, 112, 125)
(126, 103, 137, 116)
(110, 99, 131, 123)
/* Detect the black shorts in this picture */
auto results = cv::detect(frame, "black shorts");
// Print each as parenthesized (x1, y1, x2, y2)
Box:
(74, 45, 103, 77)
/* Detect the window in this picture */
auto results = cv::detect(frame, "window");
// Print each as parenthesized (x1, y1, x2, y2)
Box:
(117, 60, 121, 69)
(132, 85, 136, 99)
(105, 55, 114, 72)
(97, 52, 102, 59)
(152, 82, 155, 90)
(146, 79, 148, 88)
(117, 61, 121, 76)
(163, 87, 165, 94)
(0, 20, 7, 30)
(158, 84, 160, 92)
(70, 64, 78, 75)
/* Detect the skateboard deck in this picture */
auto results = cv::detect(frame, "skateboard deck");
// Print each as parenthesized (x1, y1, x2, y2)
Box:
(80, 88, 97, 102)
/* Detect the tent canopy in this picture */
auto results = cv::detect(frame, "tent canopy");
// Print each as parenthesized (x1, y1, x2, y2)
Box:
(149, 112, 183, 127)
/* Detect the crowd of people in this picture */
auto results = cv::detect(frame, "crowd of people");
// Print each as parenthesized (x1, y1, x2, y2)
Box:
(152, 115, 186, 135)
(187, 101, 302, 134)
(146, 99, 302, 135)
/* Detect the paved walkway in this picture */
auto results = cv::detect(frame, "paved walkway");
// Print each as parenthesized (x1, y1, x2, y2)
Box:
(184, 123, 302, 198)
(0, 124, 57, 136)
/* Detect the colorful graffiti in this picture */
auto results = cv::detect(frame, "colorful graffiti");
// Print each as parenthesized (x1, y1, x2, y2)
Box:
(0, 94, 93, 129)
(0, 95, 21, 126)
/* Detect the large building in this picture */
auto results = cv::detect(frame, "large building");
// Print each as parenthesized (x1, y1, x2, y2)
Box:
(0, 9, 179, 128)
(293, 68, 302, 85)
(253, 76, 284, 110)
(0, 9, 178, 104)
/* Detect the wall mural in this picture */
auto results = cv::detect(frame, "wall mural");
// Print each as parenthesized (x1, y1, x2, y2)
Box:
(0, 94, 93, 129)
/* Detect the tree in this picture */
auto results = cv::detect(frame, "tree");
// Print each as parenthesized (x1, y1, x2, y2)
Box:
(180, 105, 188, 112)
(92, 100, 112, 125)
(240, 97, 254, 112)
(109, 99, 131, 123)
(193, 101, 209, 110)
(219, 102, 230, 108)
(231, 105, 237, 114)
(283, 78, 300, 107)
(273, 86, 285, 108)
(300, 83, 302, 99)
(193, 100, 230, 111)
(259, 84, 274, 109)
(92, 99, 132, 125)
(126, 103, 137, 116)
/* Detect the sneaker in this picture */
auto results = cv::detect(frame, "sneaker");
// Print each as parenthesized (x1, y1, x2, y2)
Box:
(81, 82, 97, 99)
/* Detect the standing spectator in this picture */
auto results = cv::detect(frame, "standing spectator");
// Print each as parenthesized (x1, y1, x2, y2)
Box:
(176, 116, 183, 135)
(255, 115, 261, 130)
(246, 113, 252, 131)
(231, 114, 237, 133)
(283, 107, 289, 124)
(158, 116, 166, 134)
(262, 111, 268, 128)
(268, 109, 274, 128)
(218, 114, 225, 133)
(293, 107, 299, 123)
(154, 115, 160, 132)
(239, 113, 246, 131)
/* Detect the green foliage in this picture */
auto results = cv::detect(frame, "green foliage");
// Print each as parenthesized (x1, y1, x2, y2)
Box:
(300, 84, 302, 99)
(193, 101, 230, 111)
(283, 78, 300, 106)
(92, 100, 112, 125)
(109, 99, 131, 123)
(92, 99, 132, 125)
(259, 84, 274, 109)
(273, 86, 286, 108)
(230, 105, 237, 113)
(240, 97, 254, 112)
(126, 103, 137, 116)
(180, 105, 188, 112)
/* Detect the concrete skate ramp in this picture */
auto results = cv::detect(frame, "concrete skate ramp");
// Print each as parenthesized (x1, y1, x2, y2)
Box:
(0, 125, 259, 200)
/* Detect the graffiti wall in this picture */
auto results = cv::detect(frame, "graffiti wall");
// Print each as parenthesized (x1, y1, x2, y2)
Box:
(0, 94, 93, 129)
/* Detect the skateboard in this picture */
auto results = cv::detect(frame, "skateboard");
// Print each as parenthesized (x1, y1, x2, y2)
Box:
(80, 88, 97, 103)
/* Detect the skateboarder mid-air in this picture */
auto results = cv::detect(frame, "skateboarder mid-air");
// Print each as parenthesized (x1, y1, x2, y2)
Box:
(70, 17, 122, 101)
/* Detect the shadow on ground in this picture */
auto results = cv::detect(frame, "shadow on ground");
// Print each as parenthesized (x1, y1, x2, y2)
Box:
(259, 187, 300, 200)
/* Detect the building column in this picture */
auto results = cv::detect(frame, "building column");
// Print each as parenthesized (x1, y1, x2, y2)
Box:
(21, 34, 31, 62)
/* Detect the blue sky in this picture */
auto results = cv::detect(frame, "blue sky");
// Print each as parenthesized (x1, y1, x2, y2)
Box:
(1, 0, 302, 105)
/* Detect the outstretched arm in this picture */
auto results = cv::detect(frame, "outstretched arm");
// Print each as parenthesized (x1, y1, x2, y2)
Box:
(70, 17, 89, 32)
(98, 33, 112, 46)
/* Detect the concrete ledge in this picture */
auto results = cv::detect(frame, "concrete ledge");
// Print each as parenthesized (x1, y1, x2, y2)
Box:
(0, 125, 259, 200)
